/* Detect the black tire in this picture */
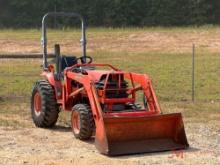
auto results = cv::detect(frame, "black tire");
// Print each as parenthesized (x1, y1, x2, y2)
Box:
(71, 104, 94, 140)
(31, 80, 59, 127)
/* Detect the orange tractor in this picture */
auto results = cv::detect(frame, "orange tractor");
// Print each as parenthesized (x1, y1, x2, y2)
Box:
(31, 12, 189, 155)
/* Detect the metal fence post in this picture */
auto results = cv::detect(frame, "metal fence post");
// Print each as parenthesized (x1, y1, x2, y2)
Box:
(192, 44, 195, 102)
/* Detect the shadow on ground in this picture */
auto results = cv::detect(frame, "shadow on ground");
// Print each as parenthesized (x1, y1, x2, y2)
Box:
(50, 125, 72, 132)
(50, 125, 95, 144)
(111, 146, 200, 159)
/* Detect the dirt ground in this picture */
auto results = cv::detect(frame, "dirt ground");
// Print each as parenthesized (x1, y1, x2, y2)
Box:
(0, 118, 219, 165)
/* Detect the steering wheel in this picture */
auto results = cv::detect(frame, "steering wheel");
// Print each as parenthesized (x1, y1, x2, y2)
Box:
(76, 56, 93, 64)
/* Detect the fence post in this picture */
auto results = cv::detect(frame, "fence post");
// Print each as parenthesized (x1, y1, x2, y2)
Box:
(192, 44, 195, 102)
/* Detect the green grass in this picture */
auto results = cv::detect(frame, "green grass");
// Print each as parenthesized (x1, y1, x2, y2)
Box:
(94, 51, 220, 101)
(0, 59, 41, 99)
(0, 52, 219, 102)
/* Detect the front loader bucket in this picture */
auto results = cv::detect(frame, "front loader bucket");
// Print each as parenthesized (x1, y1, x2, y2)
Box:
(95, 113, 188, 156)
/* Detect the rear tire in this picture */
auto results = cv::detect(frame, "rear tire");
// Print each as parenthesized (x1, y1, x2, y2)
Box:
(71, 104, 94, 140)
(31, 80, 59, 127)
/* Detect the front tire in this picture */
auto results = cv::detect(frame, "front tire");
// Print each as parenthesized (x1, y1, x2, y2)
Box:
(31, 80, 59, 127)
(71, 104, 94, 140)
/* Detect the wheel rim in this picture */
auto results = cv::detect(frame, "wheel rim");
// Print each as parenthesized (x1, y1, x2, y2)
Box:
(34, 91, 41, 116)
(71, 111, 80, 134)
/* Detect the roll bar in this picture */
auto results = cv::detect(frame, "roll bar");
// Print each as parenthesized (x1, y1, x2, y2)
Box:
(41, 12, 87, 69)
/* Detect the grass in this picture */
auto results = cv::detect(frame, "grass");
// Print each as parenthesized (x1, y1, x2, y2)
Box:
(0, 52, 219, 102)
(0, 27, 219, 127)
(93, 51, 220, 101)
(0, 102, 32, 128)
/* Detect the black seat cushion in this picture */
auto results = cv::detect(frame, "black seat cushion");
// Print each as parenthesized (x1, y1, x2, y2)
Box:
(61, 56, 77, 71)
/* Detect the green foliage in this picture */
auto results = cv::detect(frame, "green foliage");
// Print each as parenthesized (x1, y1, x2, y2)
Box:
(0, 0, 219, 27)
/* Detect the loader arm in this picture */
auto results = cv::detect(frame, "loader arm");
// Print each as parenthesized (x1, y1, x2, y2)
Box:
(124, 72, 161, 114)
(64, 68, 188, 155)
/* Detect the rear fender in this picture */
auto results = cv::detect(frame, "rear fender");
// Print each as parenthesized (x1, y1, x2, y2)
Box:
(41, 72, 62, 100)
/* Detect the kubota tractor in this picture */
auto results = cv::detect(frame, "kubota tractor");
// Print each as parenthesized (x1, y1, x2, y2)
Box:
(31, 12, 189, 155)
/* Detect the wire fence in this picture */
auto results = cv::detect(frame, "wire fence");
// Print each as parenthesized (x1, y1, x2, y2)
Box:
(0, 51, 219, 105)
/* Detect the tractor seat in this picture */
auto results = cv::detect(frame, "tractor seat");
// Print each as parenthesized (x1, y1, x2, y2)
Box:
(61, 56, 77, 71)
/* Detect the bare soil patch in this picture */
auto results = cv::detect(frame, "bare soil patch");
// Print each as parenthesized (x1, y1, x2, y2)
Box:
(0, 119, 219, 165)
(0, 30, 220, 54)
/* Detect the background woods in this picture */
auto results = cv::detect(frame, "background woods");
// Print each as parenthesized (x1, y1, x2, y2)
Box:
(0, 0, 219, 28)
